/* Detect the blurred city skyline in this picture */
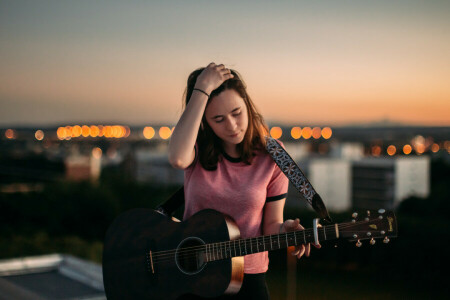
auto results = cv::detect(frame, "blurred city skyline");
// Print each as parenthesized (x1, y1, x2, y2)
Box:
(1, 0, 450, 127)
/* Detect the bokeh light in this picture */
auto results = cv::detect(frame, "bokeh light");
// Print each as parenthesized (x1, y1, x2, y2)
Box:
(372, 145, 381, 156)
(35, 130, 44, 141)
(5, 129, 15, 139)
(90, 125, 99, 137)
(159, 126, 172, 140)
(72, 125, 81, 138)
(403, 144, 412, 155)
(321, 127, 332, 139)
(92, 147, 102, 159)
(312, 127, 322, 139)
(302, 127, 312, 139)
(143, 127, 155, 139)
(291, 127, 301, 139)
(81, 125, 90, 137)
(387, 145, 396, 156)
(431, 143, 439, 153)
(270, 127, 282, 139)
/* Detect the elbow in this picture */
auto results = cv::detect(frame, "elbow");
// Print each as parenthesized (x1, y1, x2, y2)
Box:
(168, 155, 189, 170)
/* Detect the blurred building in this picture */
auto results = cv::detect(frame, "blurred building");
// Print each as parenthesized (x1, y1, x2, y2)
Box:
(64, 153, 101, 182)
(0, 254, 104, 300)
(133, 150, 184, 185)
(287, 156, 429, 212)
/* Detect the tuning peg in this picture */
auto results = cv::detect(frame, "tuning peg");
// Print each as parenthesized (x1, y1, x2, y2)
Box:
(383, 237, 390, 244)
(381, 231, 385, 235)
(370, 238, 376, 245)
(378, 209, 385, 214)
(352, 219, 356, 223)
(353, 234, 358, 239)
(356, 240, 362, 247)
(352, 212, 358, 218)
(366, 210, 371, 217)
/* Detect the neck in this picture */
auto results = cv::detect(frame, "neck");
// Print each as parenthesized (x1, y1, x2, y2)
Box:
(222, 143, 239, 158)
(204, 223, 341, 262)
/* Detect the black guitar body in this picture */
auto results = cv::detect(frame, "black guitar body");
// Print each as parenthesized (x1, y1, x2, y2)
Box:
(102, 209, 244, 299)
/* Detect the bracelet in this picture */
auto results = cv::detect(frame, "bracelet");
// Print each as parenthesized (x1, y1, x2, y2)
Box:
(193, 88, 210, 98)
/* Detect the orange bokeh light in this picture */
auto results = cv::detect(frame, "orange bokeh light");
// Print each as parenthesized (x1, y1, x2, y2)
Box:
(57, 127, 66, 140)
(90, 126, 99, 137)
(143, 127, 155, 139)
(387, 145, 396, 156)
(92, 147, 102, 159)
(321, 127, 332, 139)
(35, 130, 44, 141)
(270, 127, 282, 139)
(103, 126, 112, 138)
(291, 127, 302, 139)
(72, 125, 81, 138)
(372, 145, 381, 156)
(159, 126, 172, 140)
(81, 125, 90, 137)
(302, 127, 312, 139)
(312, 127, 322, 139)
(431, 143, 439, 153)
(403, 144, 412, 155)
(5, 129, 15, 139)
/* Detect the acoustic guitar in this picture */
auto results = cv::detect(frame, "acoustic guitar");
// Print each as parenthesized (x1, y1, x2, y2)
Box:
(102, 208, 397, 299)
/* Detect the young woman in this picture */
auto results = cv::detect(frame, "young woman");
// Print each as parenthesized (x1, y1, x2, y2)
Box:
(168, 63, 319, 299)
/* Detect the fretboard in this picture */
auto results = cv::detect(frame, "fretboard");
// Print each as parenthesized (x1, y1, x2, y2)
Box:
(204, 223, 340, 262)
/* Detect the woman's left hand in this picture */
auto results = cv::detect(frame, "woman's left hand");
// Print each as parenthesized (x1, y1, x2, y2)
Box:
(281, 218, 321, 259)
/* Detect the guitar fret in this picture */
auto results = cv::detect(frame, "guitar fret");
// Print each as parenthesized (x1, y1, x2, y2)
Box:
(239, 240, 242, 256)
(263, 237, 265, 251)
(294, 231, 298, 245)
(234, 241, 237, 257)
(229, 241, 232, 258)
(277, 234, 280, 249)
(270, 235, 273, 250)
(250, 238, 253, 254)
(256, 237, 259, 252)
(285, 233, 288, 247)
(244, 239, 247, 255)
(303, 230, 306, 244)
(323, 227, 327, 240)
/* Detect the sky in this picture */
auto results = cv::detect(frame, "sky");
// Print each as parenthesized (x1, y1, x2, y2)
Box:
(1, 0, 449, 127)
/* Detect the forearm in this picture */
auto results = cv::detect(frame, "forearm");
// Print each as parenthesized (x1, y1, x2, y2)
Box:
(263, 221, 284, 236)
(168, 90, 209, 169)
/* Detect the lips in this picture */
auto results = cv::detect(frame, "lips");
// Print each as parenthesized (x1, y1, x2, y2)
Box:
(229, 132, 240, 137)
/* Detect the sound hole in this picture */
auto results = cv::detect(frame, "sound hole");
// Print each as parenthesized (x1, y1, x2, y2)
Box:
(175, 237, 206, 275)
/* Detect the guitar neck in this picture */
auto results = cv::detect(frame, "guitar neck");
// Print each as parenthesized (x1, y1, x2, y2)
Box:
(205, 223, 341, 262)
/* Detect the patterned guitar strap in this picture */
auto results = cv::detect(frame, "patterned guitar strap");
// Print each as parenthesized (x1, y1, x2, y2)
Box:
(265, 136, 332, 223)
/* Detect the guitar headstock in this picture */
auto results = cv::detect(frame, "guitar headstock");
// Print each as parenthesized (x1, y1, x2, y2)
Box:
(339, 209, 397, 247)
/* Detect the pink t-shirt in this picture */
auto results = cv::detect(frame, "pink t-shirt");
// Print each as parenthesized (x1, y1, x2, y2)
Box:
(183, 144, 289, 274)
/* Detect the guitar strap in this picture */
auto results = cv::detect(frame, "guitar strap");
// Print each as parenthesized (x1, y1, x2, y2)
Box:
(157, 137, 332, 223)
(265, 136, 332, 223)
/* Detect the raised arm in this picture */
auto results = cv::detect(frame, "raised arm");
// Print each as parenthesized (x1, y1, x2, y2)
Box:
(168, 63, 234, 169)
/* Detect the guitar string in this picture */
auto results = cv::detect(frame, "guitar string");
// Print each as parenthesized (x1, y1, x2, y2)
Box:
(150, 218, 384, 258)
(150, 228, 389, 265)
(151, 228, 389, 265)
(150, 219, 388, 260)
(150, 219, 389, 263)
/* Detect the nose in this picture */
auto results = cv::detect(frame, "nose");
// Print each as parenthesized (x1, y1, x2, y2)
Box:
(225, 117, 237, 132)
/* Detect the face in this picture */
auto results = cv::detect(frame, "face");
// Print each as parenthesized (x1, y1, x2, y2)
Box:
(204, 89, 249, 151)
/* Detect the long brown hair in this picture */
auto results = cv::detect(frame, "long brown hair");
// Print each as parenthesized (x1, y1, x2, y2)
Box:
(183, 67, 269, 170)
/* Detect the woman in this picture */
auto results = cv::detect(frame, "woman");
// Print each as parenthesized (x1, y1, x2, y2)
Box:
(168, 63, 318, 299)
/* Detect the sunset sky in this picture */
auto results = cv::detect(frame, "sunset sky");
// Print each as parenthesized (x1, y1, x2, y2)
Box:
(1, 0, 449, 127)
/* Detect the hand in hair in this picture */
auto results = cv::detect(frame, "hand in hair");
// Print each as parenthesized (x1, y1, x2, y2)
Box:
(194, 62, 234, 95)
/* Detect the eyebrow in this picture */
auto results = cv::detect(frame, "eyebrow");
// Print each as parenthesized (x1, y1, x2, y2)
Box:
(212, 107, 241, 119)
